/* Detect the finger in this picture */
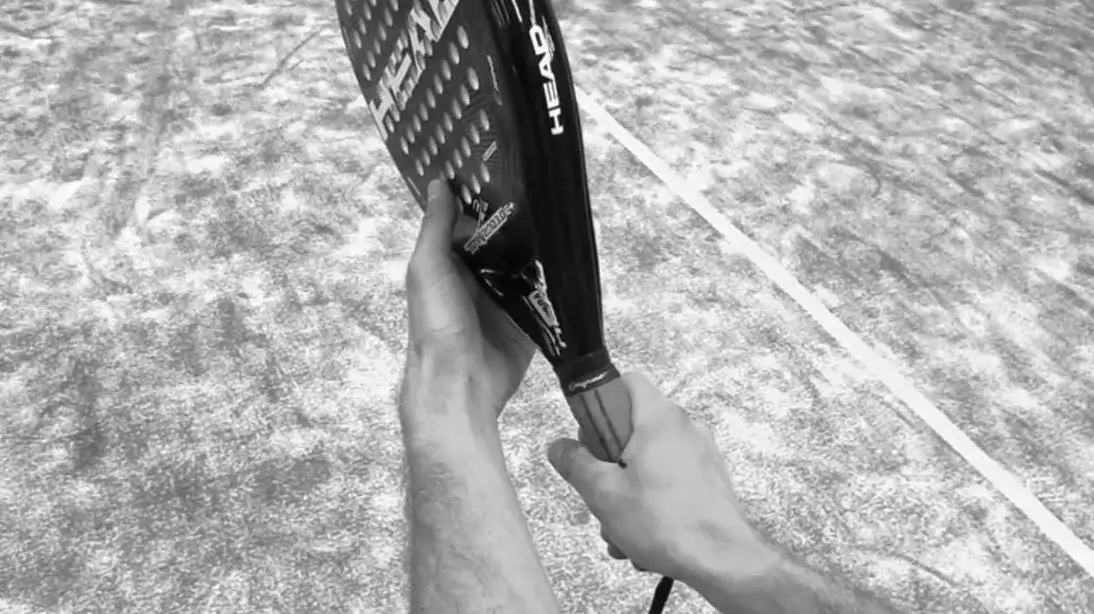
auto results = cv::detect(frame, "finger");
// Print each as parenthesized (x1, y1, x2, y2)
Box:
(621, 371, 687, 428)
(456, 259, 504, 317)
(599, 525, 628, 561)
(547, 438, 619, 497)
(407, 179, 459, 285)
(457, 262, 534, 353)
(417, 179, 459, 253)
(620, 371, 666, 401)
(599, 524, 613, 545)
(607, 542, 627, 560)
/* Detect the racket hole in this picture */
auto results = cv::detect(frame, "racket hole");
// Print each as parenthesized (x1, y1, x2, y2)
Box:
(372, 36, 381, 55)
(435, 125, 445, 145)
(459, 85, 470, 106)
(454, 150, 463, 167)
(443, 113, 453, 134)
(460, 185, 471, 203)
(389, 0, 397, 10)
(451, 98, 462, 119)
(351, 30, 362, 50)
(457, 25, 469, 49)
(479, 110, 490, 131)
(468, 68, 479, 91)
(480, 165, 490, 183)
(471, 175, 481, 194)
(460, 137, 471, 157)
(379, 27, 387, 42)
(426, 90, 436, 109)
(449, 42, 459, 65)
(383, 9, 393, 27)
(470, 123, 480, 144)
(444, 161, 455, 179)
(433, 75, 443, 95)
(428, 137, 437, 157)
(384, 116, 395, 134)
(441, 60, 452, 81)
(412, 115, 422, 133)
(366, 53, 376, 70)
(363, 6, 372, 21)
(400, 136, 409, 154)
(415, 160, 424, 177)
(418, 105, 427, 122)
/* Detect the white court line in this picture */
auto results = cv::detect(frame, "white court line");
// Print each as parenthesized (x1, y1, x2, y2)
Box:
(574, 87, 1094, 579)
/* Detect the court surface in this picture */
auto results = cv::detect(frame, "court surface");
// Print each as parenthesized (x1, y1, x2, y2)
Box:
(1, 0, 1092, 612)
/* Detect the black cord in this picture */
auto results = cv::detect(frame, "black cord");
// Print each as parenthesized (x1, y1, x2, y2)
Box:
(611, 459, 673, 613)
(647, 576, 675, 614)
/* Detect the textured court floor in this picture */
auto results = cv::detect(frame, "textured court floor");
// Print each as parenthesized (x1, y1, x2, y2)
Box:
(1, 0, 1092, 612)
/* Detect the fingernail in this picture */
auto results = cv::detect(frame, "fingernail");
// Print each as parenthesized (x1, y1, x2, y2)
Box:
(546, 441, 561, 467)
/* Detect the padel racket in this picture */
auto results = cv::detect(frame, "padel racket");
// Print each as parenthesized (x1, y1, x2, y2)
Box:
(335, 0, 674, 610)
(335, 0, 633, 471)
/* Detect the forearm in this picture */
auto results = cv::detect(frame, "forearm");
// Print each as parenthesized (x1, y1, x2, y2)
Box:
(686, 543, 900, 614)
(399, 359, 559, 614)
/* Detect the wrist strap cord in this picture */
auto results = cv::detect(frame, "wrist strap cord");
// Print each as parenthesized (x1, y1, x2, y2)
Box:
(610, 459, 675, 613)
(648, 576, 675, 614)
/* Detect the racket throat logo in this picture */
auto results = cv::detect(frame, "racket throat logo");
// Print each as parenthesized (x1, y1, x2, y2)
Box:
(528, 23, 564, 136)
(521, 260, 566, 356)
(463, 200, 514, 255)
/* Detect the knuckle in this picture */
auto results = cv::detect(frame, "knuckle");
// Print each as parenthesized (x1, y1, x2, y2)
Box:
(626, 371, 657, 396)
(666, 404, 692, 428)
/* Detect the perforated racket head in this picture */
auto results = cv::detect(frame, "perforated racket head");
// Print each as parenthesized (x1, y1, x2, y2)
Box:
(338, 0, 565, 355)
(336, 0, 527, 249)
(336, 0, 608, 385)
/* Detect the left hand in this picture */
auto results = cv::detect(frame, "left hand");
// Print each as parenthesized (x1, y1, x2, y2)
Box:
(404, 179, 536, 417)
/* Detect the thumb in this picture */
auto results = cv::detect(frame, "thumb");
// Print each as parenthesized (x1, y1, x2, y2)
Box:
(547, 438, 618, 497)
(413, 179, 459, 259)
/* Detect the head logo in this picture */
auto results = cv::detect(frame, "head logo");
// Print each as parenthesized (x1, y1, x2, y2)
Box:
(525, 1, 563, 136)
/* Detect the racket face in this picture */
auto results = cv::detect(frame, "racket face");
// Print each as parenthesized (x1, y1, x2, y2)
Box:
(336, 0, 607, 380)
(336, 0, 522, 224)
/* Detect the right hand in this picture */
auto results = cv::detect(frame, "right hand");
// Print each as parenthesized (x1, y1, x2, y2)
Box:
(547, 372, 773, 584)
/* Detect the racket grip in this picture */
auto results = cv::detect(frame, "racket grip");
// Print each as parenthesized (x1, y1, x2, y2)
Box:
(564, 372, 634, 464)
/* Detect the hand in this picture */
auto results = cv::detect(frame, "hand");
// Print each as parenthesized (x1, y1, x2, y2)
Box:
(404, 179, 536, 417)
(546, 372, 774, 585)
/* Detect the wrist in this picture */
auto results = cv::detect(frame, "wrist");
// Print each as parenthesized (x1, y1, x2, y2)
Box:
(684, 533, 782, 598)
(399, 352, 497, 437)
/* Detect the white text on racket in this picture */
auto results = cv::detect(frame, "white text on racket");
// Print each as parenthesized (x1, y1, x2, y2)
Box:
(464, 200, 514, 255)
(526, 2, 564, 136)
(369, 0, 457, 139)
